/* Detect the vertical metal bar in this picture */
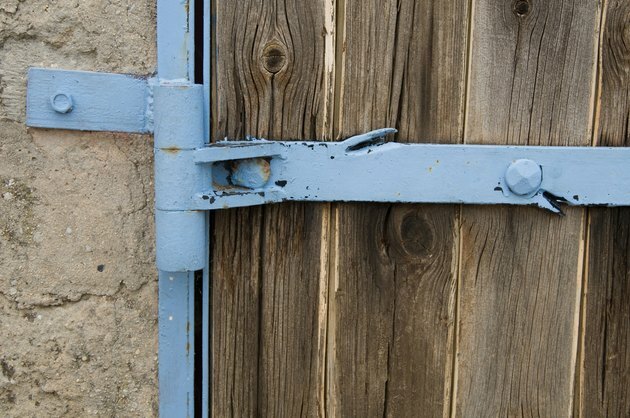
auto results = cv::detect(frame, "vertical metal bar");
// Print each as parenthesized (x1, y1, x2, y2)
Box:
(188, 0, 197, 83)
(158, 271, 196, 417)
(156, 0, 205, 417)
(202, 218, 211, 418)
(154, 79, 205, 417)
(202, 0, 212, 416)
(157, 0, 192, 80)
(203, 0, 211, 143)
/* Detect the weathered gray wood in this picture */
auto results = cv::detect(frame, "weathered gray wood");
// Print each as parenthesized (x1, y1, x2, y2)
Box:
(581, 209, 630, 417)
(327, 1, 469, 416)
(211, 0, 334, 416)
(457, 0, 601, 416)
(210, 1, 627, 416)
(579, 1, 630, 416)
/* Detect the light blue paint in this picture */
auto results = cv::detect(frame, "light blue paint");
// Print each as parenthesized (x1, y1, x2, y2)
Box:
(153, 64, 206, 418)
(504, 159, 543, 196)
(156, 210, 207, 272)
(155, 0, 205, 417)
(186, 130, 630, 215)
(153, 83, 208, 272)
(158, 270, 196, 417)
(157, 0, 193, 80)
(188, 0, 197, 83)
(201, 216, 210, 418)
(153, 83, 206, 149)
(201, 2, 212, 415)
(26, 68, 150, 133)
(50, 92, 73, 114)
(230, 158, 271, 188)
(155, 148, 211, 211)
(203, 0, 211, 143)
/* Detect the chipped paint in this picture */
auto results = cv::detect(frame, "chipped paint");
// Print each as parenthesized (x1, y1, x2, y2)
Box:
(185, 129, 630, 214)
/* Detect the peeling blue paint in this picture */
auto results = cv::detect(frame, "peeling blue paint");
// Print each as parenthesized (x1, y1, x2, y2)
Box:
(182, 130, 630, 215)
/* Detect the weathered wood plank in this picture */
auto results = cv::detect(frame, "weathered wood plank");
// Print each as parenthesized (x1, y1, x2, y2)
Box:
(327, 1, 469, 416)
(579, 1, 630, 416)
(457, 0, 601, 416)
(211, 0, 334, 416)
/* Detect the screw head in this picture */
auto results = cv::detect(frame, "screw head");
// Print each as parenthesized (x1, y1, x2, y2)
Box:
(505, 159, 542, 196)
(50, 92, 73, 114)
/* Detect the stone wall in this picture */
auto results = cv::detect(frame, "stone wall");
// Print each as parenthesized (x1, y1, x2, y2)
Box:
(0, 1, 158, 415)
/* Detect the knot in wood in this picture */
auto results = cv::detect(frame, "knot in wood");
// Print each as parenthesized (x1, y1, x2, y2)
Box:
(399, 213, 434, 258)
(261, 42, 288, 74)
(513, 0, 531, 17)
(384, 208, 435, 261)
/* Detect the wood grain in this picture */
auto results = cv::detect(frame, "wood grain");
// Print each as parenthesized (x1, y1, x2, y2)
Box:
(579, 1, 630, 416)
(457, 0, 601, 416)
(327, 1, 469, 416)
(211, 0, 334, 416)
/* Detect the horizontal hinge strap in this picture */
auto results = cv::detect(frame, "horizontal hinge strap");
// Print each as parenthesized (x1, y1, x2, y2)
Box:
(176, 129, 630, 215)
(26, 68, 153, 133)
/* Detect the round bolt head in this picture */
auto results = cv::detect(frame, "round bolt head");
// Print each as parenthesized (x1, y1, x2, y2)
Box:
(50, 92, 73, 114)
(505, 159, 542, 196)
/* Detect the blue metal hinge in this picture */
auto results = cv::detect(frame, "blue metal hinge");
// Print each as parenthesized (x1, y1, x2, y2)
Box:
(26, 68, 630, 272)
(184, 129, 630, 215)
(27, 68, 155, 133)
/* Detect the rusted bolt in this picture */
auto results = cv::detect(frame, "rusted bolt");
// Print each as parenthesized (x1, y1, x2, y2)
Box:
(261, 42, 287, 74)
(505, 159, 542, 196)
(513, 0, 531, 17)
(50, 92, 73, 114)
(231, 158, 270, 189)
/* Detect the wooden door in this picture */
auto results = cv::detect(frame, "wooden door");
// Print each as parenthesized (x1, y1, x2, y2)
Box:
(210, 0, 630, 416)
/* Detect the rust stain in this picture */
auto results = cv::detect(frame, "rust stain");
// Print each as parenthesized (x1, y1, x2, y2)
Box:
(230, 158, 271, 188)
(161, 147, 181, 155)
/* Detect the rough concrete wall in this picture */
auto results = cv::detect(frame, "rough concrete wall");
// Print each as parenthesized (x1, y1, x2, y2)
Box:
(0, 1, 158, 416)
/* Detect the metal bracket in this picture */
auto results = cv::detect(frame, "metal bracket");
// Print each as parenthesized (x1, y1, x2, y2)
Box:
(27, 68, 153, 133)
(159, 128, 630, 214)
(25, 71, 630, 218)
(25, 70, 630, 265)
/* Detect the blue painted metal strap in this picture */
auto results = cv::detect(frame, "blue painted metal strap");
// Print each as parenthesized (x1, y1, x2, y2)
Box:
(157, 0, 194, 81)
(158, 270, 196, 417)
(26, 68, 151, 133)
(154, 0, 204, 416)
(177, 129, 630, 215)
